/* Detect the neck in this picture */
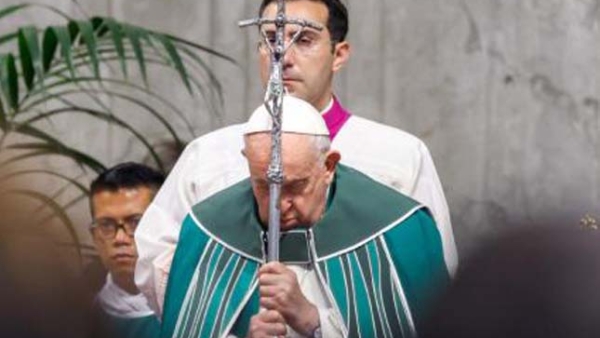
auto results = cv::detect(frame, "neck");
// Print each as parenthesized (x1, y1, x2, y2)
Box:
(112, 273, 139, 295)
(319, 97, 334, 115)
(314, 93, 334, 112)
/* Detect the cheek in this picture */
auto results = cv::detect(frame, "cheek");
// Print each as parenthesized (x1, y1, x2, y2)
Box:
(259, 55, 270, 84)
(254, 192, 270, 218)
(94, 239, 112, 262)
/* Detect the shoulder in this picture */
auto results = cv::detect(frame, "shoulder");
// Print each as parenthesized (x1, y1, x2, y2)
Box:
(312, 165, 424, 258)
(191, 178, 253, 217)
(334, 116, 431, 193)
(186, 179, 264, 261)
(334, 164, 421, 209)
(383, 207, 441, 253)
(184, 123, 246, 153)
(339, 115, 426, 150)
(169, 123, 248, 203)
(172, 123, 246, 171)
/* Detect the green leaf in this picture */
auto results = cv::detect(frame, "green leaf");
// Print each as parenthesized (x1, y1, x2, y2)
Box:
(9, 188, 82, 262)
(177, 45, 225, 110)
(0, 4, 71, 48)
(18, 26, 41, 91)
(155, 33, 191, 93)
(6, 141, 106, 174)
(122, 24, 147, 85)
(91, 17, 107, 36)
(24, 107, 165, 172)
(28, 86, 185, 149)
(50, 26, 75, 78)
(74, 20, 100, 78)
(101, 17, 127, 78)
(41, 27, 58, 72)
(67, 20, 78, 43)
(4, 122, 106, 173)
(167, 33, 236, 64)
(0, 54, 18, 114)
(20, 76, 195, 138)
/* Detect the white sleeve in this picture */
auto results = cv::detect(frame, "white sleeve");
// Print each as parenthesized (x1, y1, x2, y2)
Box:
(410, 141, 458, 276)
(317, 307, 344, 338)
(134, 124, 249, 316)
(134, 141, 198, 316)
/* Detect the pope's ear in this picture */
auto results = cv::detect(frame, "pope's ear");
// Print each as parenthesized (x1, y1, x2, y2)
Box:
(241, 149, 247, 158)
(324, 150, 341, 176)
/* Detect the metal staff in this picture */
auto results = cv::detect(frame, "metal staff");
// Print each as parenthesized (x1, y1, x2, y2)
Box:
(239, 1, 322, 262)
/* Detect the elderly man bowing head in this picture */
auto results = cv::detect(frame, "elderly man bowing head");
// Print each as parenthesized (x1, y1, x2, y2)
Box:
(243, 97, 339, 337)
(160, 96, 449, 338)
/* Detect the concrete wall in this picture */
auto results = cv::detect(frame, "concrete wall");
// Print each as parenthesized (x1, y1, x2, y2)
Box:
(3, 0, 599, 257)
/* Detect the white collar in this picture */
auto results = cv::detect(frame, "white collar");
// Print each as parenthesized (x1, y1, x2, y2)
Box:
(96, 274, 156, 318)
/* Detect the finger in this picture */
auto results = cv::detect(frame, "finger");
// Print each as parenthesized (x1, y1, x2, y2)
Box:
(266, 322, 287, 336)
(248, 312, 287, 338)
(258, 271, 281, 284)
(258, 261, 287, 275)
(260, 295, 277, 310)
(259, 310, 286, 323)
(261, 312, 287, 336)
(248, 311, 287, 338)
(258, 273, 291, 289)
(259, 284, 278, 297)
(258, 268, 297, 287)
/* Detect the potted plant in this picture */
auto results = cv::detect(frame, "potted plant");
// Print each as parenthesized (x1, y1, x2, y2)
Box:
(0, 3, 234, 262)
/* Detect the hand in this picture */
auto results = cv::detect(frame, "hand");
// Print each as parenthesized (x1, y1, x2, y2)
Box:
(246, 310, 287, 338)
(258, 262, 319, 336)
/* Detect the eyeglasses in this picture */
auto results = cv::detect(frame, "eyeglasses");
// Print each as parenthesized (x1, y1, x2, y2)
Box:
(90, 214, 142, 239)
(257, 28, 334, 56)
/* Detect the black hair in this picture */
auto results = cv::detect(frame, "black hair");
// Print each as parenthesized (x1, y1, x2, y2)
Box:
(90, 162, 165, 196)
(258, 0, 349, 43)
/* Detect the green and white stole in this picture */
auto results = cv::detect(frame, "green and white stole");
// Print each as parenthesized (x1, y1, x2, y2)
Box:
(161, 165, 449, 338)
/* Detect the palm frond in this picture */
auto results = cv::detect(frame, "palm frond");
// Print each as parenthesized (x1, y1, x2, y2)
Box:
(0, 6, 234, 254)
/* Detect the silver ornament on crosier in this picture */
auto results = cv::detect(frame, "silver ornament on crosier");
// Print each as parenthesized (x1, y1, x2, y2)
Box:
(239, 1, 323, 262)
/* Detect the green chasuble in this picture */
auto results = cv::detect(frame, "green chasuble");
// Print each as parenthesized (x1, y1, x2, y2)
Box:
(161, 165, 449, 338)
(100, 313, 160, 338)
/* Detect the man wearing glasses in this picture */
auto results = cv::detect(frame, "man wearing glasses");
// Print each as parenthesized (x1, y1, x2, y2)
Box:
(90, 162, 164, 338)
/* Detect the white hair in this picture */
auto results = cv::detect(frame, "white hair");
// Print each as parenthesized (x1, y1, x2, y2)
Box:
(311, 135, 331, 166)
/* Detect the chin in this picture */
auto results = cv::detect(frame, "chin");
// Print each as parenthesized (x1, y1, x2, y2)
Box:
(111, 261, 135, 273)
(113, 268, 135, 281)
(279, 220, 298, 231)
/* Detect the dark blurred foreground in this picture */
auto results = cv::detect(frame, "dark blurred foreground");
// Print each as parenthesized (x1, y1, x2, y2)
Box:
(0, 191, 100, 338)
(424, 225, 600, 338)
